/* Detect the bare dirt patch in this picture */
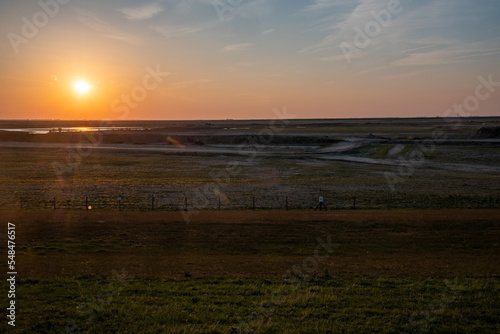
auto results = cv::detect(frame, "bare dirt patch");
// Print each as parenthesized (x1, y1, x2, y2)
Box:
(6, 209, 499, 280)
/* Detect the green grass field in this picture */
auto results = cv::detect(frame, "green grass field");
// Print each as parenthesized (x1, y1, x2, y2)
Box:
(8, 276, 498, 334)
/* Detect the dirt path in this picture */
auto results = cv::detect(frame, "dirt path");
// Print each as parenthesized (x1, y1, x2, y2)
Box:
(319, 155, 500, 174)
(1, 141, 499, 175)
(6, 209, 499, 279)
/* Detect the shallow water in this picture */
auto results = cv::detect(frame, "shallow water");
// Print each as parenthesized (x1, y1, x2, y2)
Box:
(0, 127, 147, 134)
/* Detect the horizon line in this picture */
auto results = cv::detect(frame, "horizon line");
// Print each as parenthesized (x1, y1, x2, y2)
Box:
(1, 115, 499, 122)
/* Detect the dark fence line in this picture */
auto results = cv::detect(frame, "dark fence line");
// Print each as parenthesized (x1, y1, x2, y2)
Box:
(1, 194, 500, 211)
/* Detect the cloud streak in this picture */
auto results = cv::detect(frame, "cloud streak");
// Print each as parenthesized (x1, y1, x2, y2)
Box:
(224, 43, 254, 51)
(74, 8, 140, 44)
(394, 47, 500, 66)
(149, 24, 203, 39)
(119, 3, 165, 21)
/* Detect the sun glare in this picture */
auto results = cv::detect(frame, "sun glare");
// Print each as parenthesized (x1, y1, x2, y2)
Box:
(74, 80, 91, 95)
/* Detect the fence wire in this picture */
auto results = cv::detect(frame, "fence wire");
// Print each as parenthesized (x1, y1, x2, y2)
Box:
(1, 193, 499, 211)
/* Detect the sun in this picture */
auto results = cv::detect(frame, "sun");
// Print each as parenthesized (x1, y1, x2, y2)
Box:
(74, 80, 92, 95)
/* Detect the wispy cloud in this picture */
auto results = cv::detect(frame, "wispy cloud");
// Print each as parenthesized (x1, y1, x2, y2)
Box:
(262, 29, 275, 35)
(304, 0, 344, 12)
(297, 0, 500, 71)
(320, 54, 352, 62)
(299, 0, 390, 55)
(224, 43, 253, 51)
(378, 70, 430, 81)
(237, 0, 272, 19)
(149, 24, 203, 39)
(74, 8, 139, 44)
(118, 3, 165, 21)
(393, 47, 500, 66)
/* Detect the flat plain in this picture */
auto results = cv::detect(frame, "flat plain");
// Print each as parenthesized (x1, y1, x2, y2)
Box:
(0, 117, 499, 333)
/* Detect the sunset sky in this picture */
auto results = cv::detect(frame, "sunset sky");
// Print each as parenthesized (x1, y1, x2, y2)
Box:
(1, 0, 499, 120)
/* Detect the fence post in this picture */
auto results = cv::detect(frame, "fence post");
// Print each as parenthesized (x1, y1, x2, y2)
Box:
(218, 197, 221, 211)
(252, 196, 255, 211)
(152, 196, 155, 211)
(489, 195, 493, 209)
(352, 197, 357, 210)
(118, 197, 122, 211)
(53, 197, 56, 210)
(184, 197, 188, 211)
(387, 195, 390, 210)
(86, 197, 88, 210)
(286, 197, 288, 211)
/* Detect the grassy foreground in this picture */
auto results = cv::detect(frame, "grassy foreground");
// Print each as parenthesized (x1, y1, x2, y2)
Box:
(1, 209, 499, 333)
(3, 277, 498, 334)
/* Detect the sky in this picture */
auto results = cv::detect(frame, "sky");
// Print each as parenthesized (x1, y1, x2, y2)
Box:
(0, 0, 499, 120)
